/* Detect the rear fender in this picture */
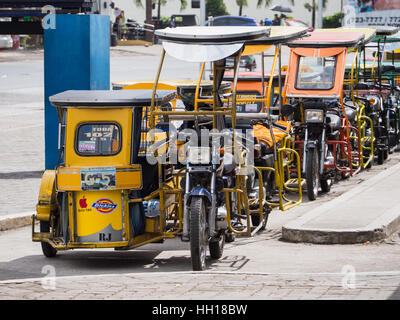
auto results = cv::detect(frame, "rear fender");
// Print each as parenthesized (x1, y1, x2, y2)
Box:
(36, 170, 57, 221)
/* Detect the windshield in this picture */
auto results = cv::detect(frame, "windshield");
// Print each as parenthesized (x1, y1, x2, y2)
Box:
(237, 91, 263, 113)
(296, 56, 336, 90)
(76, 122, 121, 156)
(212, 17, 256, 26)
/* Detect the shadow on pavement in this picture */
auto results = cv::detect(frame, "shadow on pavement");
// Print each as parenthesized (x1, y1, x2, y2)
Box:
(0, 171, 44, 179)
(389, 285, 400, 300)
(0, 237, 252, 281)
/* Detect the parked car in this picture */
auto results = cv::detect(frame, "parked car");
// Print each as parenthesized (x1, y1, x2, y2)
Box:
(171, 14, 199, 27)
(0, 35, 13, 49)
(205, 15, 258, 26)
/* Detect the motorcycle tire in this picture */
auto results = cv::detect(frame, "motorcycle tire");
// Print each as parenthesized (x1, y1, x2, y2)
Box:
(225, 232, 235, 243)
(209, 234, 225, 259)
(320, 177, 332, 193)
(251, 212, 268, 231)
(189, 196, 208, 271)
(40, 221, 57, 258)
(377, 149, 385, 165)
(306, 148, 319, 201)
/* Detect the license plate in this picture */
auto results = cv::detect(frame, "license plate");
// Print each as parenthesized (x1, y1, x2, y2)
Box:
(81, 167, 116, 191)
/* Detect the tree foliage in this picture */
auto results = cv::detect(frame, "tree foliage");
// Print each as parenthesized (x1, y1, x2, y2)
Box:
(304, 0, 328, 27)
(236, 0, 247, 16)
(134, 0, 188, 20)
(323, 12, 344, 28)
(206, 0, 229, 17)
(257, 0, 294, 8)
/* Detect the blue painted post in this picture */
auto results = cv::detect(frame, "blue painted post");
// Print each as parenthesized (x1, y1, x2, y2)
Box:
(44, 14, 110, 169)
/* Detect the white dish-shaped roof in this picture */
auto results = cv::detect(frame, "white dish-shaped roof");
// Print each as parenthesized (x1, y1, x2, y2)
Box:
(162, 42, 244, 63)
(155, 26, 271, 44)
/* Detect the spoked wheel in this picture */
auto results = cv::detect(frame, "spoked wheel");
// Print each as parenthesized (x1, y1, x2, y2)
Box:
(306, 148, 320, 201)
(190, 196, 209, 271)
(40, 221, 57, 258)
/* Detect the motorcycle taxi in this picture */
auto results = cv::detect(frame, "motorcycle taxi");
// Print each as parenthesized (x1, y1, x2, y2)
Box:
(343, 27, 399, 166)
(376, 30, 400, 151)
(220, 26, 309, 211)
(32, 90, 181, 258)
(282, 31, 366, 200)
(354, 27, 400, 160)
(151, 25, 303, 269)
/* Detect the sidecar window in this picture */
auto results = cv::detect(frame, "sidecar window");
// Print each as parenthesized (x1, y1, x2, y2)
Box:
(75, 122, 121, 156)
(295, 56, 336, 90)
(236, 91, 263, 113)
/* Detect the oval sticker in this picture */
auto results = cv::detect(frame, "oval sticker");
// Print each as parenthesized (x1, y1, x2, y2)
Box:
(91, 198, 118, 214)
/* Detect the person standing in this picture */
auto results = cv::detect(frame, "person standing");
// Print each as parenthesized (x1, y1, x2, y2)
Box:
(117, 10, 128, 40)
(272, 14, 281, 26)
(168, 16, 176, 28)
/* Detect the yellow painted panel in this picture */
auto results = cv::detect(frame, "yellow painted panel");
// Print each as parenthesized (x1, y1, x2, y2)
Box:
(242, 45, 272, 56)
(145, 217, 160, 233)
(75, 190, 122, 237)
(57, 165, 142, 191)
(65, 108, 132, 167)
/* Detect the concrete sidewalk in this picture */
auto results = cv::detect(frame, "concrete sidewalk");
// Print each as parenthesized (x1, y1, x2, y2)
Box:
(282, 162, 400, 244)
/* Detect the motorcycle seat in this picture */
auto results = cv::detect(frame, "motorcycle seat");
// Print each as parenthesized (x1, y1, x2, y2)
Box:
(253, 121, 292, 147)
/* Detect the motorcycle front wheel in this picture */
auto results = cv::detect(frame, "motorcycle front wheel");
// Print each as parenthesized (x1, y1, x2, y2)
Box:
(189, 196, 208, 271)
(306, 148, 320, 201)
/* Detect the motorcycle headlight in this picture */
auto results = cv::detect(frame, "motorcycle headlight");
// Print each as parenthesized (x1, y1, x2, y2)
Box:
(187, 147, 210, 164)
(305, 109, 324, 123)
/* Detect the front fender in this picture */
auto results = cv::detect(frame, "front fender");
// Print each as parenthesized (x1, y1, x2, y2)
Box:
(188, 186, 212, 205)
(306, 139, 318, 150)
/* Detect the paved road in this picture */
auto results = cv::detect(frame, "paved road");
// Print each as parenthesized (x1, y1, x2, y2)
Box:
(1, 46, 400, 300)
(0, 223, 400, 299)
